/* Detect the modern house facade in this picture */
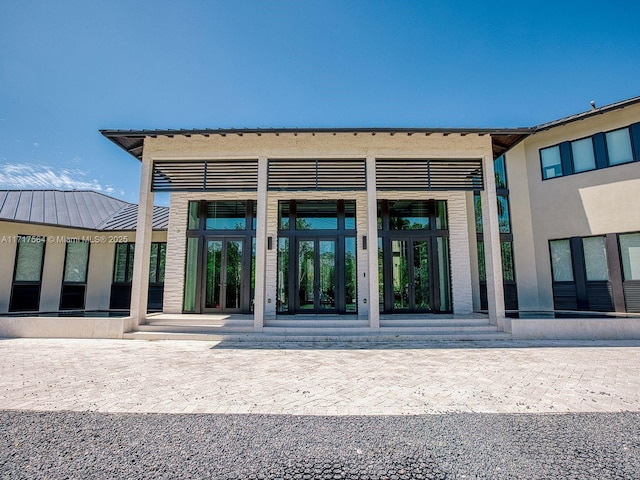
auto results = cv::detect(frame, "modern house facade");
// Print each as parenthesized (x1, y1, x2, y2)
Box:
(1, 96, 639, 339)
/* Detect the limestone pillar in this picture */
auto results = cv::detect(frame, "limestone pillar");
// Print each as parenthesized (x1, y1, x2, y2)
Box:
(129, 149, 155, 329)
(366, 156, 380, 329)
(480, 153, 506, 328)
(253, 156, 268, 330)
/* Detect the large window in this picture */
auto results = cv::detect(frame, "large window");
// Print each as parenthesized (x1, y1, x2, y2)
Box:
(549, 235, 616, 312)
(113, 242, 135, 283)
(184, 200, 256, 313)
(539, 121, 640, 180)
(550, 239, 574, 282)
(571, 137, 596, 173)
(377, 199, 451, 313)
(110, 242, 167, 310)
(60, 241, 90, 310)
(606, 128, 634, 166)
(474, 155, 518, 310)
(10, 235, 46, 311)
(277, 200, 357, 314)
(541, 146, 563, 179)
(620, 233, 640, 281)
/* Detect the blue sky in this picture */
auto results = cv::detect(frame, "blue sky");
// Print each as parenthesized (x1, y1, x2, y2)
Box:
(1, 0, 639, 205)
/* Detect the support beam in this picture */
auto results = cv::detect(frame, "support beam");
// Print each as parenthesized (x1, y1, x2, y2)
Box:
(366, 156, 380, 329)
(129, 150, 155, 329)
(480, 154, 506, 328)
(253, 156, 268, 330)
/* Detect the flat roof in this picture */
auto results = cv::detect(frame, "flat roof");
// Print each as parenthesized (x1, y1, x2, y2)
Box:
(100, 127, 534, 161)
(100, 95, 640, 161)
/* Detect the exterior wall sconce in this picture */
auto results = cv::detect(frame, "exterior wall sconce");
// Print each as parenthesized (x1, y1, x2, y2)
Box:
(362, 235, 367, 250)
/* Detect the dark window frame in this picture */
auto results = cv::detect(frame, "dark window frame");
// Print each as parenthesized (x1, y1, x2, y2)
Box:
(59, 240, 90, 310)
(539, 121, 640, 181)
(184, 200, 256, 314)
(276, 199, 358, 315)
(9, 235, 47, 312)
(377, 199, 451, 314)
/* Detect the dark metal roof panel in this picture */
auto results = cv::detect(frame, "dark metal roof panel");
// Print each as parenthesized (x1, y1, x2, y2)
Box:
(0, 190, 167, 231)
(53, 191, 70, 226)
(14, 191, 32, 222)
(99, 204, 169, 231)
(42, 190, 57, 225)
(30, 190, 45, 224)
(0, 191, 19, 220)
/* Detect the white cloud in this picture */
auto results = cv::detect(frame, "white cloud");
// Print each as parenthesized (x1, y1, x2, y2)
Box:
(0, 163, 104, 191)
(33, 142, 39, 147)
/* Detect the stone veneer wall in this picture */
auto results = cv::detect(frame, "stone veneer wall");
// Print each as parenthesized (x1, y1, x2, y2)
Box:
(164, 190, 473, 317)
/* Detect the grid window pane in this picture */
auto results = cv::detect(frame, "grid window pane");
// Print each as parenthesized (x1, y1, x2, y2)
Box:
(295, 201, 338, 230)
(541, 146, 562, 179)
(497, 195, 510, 233)
(344, 201, 356, 230)
(183, 238, 198, 312)
(501, 242, 515, 281)
(14, 237, 45, 282)
(205, 201, 247, 230)
(64, 242, 89, 283)
(388, 200, 430, 230)
(113, 243, 128, 282)
(494, 155, 507, 189)
(435, 201, 448, 229)
(606, 128, 633, 166)
(149, 243, 158, 283)
(187, 201, 200, 229)
(571, 138, 596, 173)
(620, 233, 640, 281)
(583, 236, 609, 281)
(550, 239, 574, 282)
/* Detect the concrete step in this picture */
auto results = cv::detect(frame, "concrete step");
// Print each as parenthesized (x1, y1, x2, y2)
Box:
(265, 319, 369, 328)
(123, 330, 512, 342)
(137, 323, 255, 334)
(379, 325, 500, 334)
(379, 318, 492, 327)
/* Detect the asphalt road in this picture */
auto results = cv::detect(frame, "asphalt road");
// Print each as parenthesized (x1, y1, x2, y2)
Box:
(1, 411, 639, 479)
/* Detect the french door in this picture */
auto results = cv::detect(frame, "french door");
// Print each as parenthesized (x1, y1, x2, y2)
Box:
(296, 237, 338, 313)
(203, 237, 244, 312)
(389, 238, 432, 311)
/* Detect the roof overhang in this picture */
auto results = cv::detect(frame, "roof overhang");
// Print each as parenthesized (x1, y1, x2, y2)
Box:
(100, 127, 534, 161)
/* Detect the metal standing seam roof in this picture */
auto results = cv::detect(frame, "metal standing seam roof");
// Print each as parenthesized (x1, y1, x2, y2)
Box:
(0, 190, 169, 231)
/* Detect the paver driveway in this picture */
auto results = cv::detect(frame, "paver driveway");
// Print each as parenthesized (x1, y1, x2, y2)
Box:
(1, 338, 639, 415)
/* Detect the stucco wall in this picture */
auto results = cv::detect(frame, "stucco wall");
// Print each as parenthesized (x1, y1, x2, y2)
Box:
(0, 221, 167, 313)
(509, 103, 640, 311)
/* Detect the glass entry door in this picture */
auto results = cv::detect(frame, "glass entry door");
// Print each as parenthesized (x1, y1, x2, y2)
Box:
(296, 238, 337, 312)
(203, 237, 244, 312)
(390, 238, 432, 311)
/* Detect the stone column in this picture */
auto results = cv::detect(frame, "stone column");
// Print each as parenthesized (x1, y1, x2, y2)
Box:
(253, 156, 268, 330)
(129, 149, 155, 329)
(366, 156, 380, 329)
(480, 153, 506, 328)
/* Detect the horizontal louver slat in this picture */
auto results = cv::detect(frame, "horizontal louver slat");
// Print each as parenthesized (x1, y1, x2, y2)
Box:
(268, 159, 366, 191)
(152, 160, 258, 191)
(376, 159, 483, 191)
(623, 281, 640, 313)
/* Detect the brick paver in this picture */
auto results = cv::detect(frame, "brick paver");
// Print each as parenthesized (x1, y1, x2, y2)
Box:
(1, 339, 639, 415)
